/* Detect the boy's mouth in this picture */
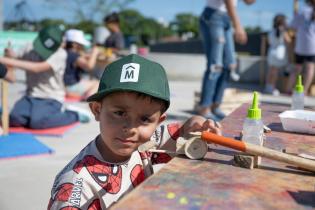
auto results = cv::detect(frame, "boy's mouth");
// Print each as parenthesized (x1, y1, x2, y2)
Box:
(117, 138, 136, 144)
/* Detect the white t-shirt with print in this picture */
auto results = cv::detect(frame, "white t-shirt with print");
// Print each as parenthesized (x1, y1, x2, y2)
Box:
(20, 47, 67, 102)
(48, 123, 181, 210)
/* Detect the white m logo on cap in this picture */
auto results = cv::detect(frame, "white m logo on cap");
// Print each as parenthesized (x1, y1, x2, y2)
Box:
(44, 38, 55, 48)
(120, 63, 140, 82)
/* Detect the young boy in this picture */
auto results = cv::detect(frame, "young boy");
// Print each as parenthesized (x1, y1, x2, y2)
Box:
(0, 25, 87, 129)
(48, 54, 221, 209)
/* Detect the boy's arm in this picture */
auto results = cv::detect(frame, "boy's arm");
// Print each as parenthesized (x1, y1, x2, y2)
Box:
(155, 116, 221, 151)
(0, 57, 52, 73)
(179, 115, 222, 138)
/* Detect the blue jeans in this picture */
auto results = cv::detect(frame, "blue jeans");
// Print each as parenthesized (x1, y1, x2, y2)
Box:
(10, 96, 79, 129)
(199, 7, 236, 107)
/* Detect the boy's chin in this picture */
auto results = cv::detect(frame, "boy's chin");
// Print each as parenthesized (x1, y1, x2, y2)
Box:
(115, 148, 136, 159)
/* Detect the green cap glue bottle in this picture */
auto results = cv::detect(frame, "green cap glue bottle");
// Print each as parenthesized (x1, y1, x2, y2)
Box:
(241, 92, 264, 146)
(291, 74, 304, 110)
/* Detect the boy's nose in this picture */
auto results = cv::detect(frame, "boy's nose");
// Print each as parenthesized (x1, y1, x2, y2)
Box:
(123, 120, 137, 134)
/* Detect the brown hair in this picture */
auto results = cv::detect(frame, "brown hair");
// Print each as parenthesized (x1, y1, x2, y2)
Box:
(273, 14, 286, 38)
(100, 91, 168, 114)
(104, 12, 120, 24)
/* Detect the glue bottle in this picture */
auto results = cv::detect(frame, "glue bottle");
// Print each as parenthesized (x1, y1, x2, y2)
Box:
(291, 74, 304, 110)
(241, 92, 264, 146)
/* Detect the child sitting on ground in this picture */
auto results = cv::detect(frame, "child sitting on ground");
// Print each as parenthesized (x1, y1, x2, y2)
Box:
(64, 29, 100, 100)
(47, 54, 221, 209)
(0, 25, 89, 129)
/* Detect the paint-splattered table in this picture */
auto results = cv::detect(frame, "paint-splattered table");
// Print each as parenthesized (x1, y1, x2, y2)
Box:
(112, 103, 315, 210)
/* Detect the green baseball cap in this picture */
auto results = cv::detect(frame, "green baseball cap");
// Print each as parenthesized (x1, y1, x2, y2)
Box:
(87, 54, 170, 109)
(33, 25, 64, 60)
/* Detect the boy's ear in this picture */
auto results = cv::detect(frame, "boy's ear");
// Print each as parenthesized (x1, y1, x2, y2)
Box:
(158, 113, 167, 123)
(89, 102, 101, 121)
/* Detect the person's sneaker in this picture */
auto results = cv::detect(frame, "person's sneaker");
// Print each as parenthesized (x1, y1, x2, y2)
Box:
(66, 105, 92, 123)
(230, 71, 240, 81)
(212, 108, 226, 120)
(272, 89, 280, 96)
(202, 111, 221, 122)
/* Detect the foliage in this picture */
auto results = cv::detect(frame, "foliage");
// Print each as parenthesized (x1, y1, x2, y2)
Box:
(119, 9, 172, 46)
(170, 13, 199, 38)
(245, 26, 262, 34)
(4, 3, 264, 46)
(44, 0, 136, 22)
(39, 19, 67, 30)
(69, 21, 99, 35)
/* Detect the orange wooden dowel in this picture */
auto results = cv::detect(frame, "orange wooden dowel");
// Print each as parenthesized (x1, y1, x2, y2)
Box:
(201, 131, 246, 152)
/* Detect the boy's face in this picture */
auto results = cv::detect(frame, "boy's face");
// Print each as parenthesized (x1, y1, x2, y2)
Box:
(89, 92, 166, 163)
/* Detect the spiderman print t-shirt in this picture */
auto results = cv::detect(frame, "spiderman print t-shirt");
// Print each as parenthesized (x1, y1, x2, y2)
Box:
(48, 123, 181, 210)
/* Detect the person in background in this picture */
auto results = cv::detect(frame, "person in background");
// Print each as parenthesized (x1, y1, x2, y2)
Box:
(264, 14, 291, 95)
(0, 25, 89, 129)
(103, 12, 125, 54)
(64, 29, 100, 100)
(286, 0, 315, 94)
(197, 0, 255, 121)
(47, 54, 222, 209)
(0, 63, 15, 82)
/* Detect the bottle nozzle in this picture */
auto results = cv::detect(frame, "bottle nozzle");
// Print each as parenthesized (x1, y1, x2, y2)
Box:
(247, 91, 261, 120)
(251, 91, 258, 109)
(295, 74, 304, 93)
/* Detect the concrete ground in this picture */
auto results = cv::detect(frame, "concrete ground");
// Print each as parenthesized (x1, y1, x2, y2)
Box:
(0, 71, 314, 210)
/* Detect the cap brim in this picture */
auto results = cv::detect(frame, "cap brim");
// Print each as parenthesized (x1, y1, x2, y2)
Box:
(80, 39, 90, 46)
(86, 90, 107, 102)
(86, 88, 170, 109)
(33, 37, 54, 60)
(67, 37, 90, 46)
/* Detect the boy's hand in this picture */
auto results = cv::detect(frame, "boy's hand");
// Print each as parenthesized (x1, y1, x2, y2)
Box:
(180, 115, 222, 139)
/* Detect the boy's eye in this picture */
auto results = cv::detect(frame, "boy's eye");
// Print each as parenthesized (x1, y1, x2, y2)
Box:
(114, 110, 125, 116)
(140, 116, 151, 123)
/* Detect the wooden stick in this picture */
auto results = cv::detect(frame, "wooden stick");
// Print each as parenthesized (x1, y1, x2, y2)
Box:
(138, 141, 156, 152)
(148, 149, 176, 154)
(1, 80, 9, 135)
(191, 131, 315, 172)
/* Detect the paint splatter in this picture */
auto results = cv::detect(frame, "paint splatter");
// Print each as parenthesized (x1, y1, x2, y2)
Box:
(166, 192, 176, 199)
(179, 196, 189, 205)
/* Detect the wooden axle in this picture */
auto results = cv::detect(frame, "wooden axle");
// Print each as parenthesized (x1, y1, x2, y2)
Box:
(138, 137, 208, 160)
